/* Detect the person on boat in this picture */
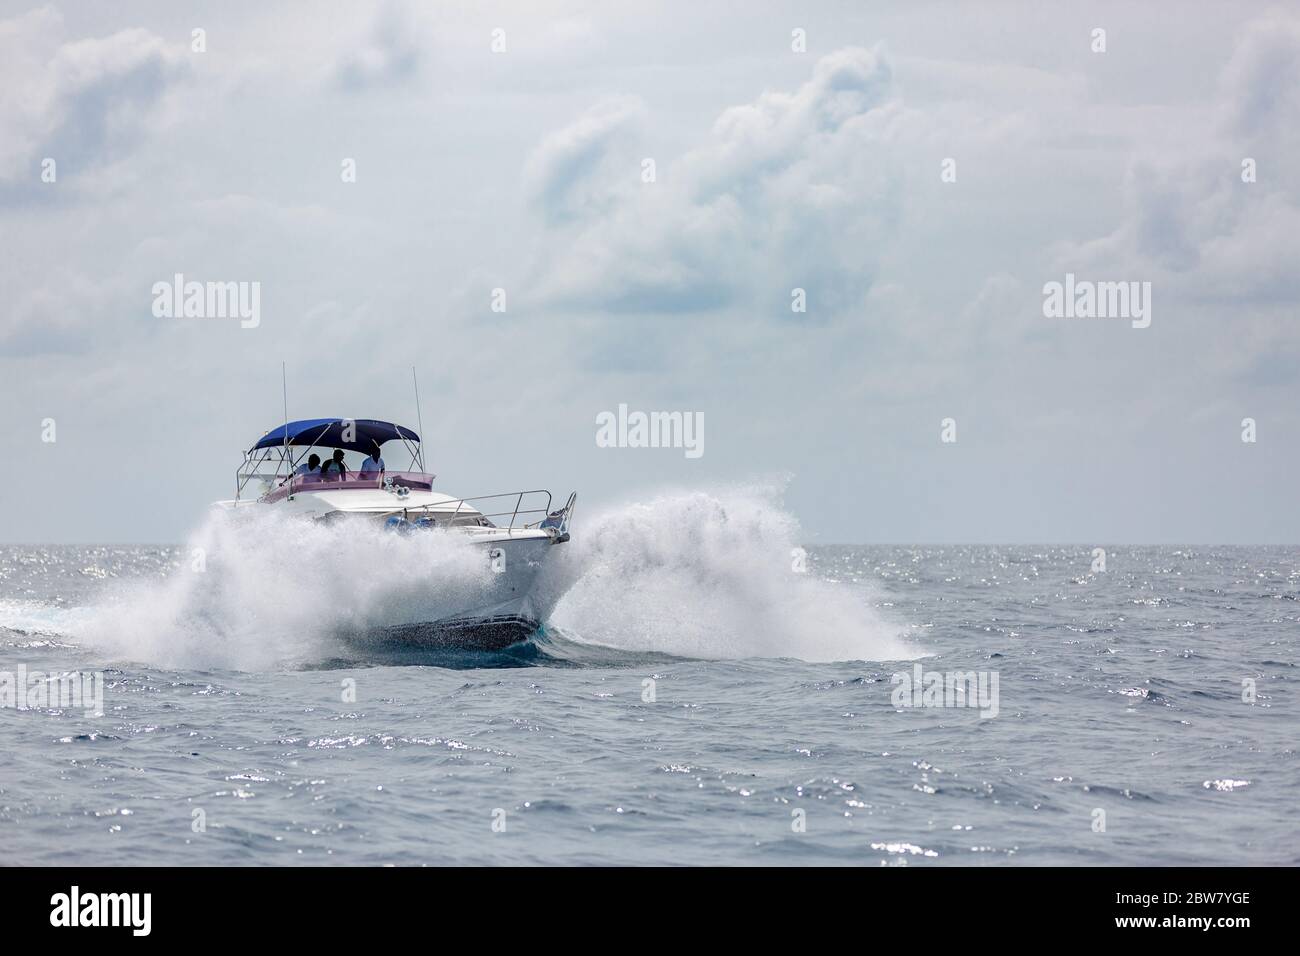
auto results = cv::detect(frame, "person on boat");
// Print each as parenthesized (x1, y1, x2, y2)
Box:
(293, 453, 322, 479)
(321, 448, 348, 480)
(358, 442, 385, 479)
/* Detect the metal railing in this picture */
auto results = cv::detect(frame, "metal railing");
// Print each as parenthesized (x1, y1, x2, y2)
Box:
(233, 442, 428, 502)
(421, 489, 556, 533)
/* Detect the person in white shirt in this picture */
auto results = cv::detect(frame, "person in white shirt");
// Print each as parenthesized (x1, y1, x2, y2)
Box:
(358, 442, 385, 478)
(293, 453, 322, 478)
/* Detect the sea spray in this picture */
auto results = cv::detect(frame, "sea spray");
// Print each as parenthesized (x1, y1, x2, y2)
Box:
(54, 484, 913, 668)
(76, 509, 497, 670)
(538, 483, 914, 662)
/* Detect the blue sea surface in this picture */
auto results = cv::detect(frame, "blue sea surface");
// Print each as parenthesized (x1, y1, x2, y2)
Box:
(0, 541, 1295, 865)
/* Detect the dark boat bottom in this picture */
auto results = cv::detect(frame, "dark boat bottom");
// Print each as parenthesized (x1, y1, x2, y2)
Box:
(367, 615, 541, 651)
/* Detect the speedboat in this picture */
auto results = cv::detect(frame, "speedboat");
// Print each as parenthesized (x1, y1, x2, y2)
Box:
(213, 417, 576, 649)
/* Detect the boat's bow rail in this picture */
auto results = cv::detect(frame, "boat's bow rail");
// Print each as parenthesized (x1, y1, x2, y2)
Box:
(414, 489, 577, 537)
(253, 478, 577, 537)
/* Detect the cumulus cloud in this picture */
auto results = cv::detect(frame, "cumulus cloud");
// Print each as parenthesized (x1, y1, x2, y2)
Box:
(1218, 9, 1300, 141)
(332, 1, 422, 91)
(1062, 9, 1300, 308)
(524, 46, 904, 316)
(524, 95, 645, 225)
(0, 5, 187, 183)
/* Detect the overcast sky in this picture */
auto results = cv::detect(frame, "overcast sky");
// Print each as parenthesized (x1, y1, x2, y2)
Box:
(2, 1, 1297, 544)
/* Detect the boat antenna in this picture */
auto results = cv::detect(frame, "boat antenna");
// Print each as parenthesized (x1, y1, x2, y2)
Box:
(281, 361, 290, 476)
(411, 366, 427, 472)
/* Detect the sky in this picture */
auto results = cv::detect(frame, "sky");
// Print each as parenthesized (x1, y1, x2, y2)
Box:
(1, 0, 1298, 544)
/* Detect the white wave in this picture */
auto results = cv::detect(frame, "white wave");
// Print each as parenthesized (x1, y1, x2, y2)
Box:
(70, 509, 497, 670)
(0, 599, 95, 640)
(541, 482, 914, 662)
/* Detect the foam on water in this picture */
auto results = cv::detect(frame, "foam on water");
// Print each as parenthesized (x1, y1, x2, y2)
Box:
(0, 600, 95, 643)
(543, 483, 913, 662)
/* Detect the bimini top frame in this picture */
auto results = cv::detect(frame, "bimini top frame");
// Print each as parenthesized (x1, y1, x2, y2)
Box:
(235, 417, 427, 502)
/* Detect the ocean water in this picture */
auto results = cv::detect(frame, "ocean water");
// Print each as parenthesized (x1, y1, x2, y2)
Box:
(0, 488, 1295, 866)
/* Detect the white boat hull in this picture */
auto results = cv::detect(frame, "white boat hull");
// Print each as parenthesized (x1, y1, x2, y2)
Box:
(361, 533, 560, 649)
